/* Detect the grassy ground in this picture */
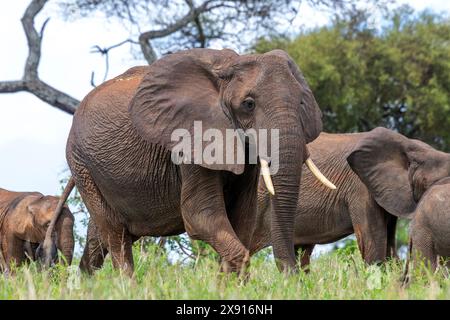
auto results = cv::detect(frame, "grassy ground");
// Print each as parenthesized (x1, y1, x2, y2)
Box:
(0, 245, 449, 300)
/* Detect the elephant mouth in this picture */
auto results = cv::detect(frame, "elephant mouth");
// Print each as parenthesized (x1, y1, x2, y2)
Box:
(259, 146, 336, 196)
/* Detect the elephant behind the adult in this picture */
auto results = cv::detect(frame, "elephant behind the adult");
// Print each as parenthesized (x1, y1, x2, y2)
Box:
(0, 188, 74, 270)
(404, 177, 450, 273)
(43, 48, 335, 275)
(253, 128, 450, 267)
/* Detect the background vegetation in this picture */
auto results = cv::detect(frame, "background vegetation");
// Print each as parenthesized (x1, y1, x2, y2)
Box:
(1, 1, 449, 299)
(1, 244, 449, 299)
(255, 6, 450, 151)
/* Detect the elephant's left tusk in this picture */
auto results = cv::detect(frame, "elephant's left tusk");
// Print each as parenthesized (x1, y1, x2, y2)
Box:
(260, 158, 275, 195)
(305, 158, 337, 190)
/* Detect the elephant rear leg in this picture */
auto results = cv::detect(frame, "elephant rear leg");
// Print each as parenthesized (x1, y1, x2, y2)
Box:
(79, 219, 109, 274)
(349, 201, 388, 264)
(295, 244, 314, 272)
(72, 167, 134, 276)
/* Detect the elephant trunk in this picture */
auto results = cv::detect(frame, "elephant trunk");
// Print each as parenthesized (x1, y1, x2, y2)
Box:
(262, 115, 305, 273)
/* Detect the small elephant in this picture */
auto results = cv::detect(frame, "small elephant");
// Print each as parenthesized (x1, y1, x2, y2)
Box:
(42, 48, 335, 275)
(404, 177, 450, 272)
(0, 188, 74, 270)
(254, 127, 450, 269)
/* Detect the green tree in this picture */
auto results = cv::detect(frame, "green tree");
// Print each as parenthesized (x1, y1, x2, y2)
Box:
(255, 5, 450, 254)
(255, 5, 450, 151)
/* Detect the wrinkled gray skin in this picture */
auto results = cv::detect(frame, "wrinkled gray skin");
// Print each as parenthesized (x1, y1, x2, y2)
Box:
(254, 128, 450, 269)
(405, 177, 450, 271)
(47, 48, 324, 275)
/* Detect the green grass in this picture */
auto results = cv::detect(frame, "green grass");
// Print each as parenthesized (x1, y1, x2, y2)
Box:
(0, 245, 449, 299)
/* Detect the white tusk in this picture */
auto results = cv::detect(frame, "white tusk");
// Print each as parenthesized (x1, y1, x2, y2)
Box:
(305, 158, 337, 190)
(260, 158, 275, 195)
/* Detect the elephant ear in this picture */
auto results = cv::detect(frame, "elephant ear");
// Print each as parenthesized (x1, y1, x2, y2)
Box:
(129, 48, 245, 174)
(347, 127, 416, 218)
(264, 49, 323, 143)
(27, 195, 46, 222)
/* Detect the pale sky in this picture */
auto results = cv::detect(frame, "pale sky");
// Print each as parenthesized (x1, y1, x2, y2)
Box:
(0, 0, 449, 254)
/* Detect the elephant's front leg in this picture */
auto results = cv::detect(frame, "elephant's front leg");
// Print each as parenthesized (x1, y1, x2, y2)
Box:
(226, 164, 259, 250)
(3, 234, 26, 268)
(180, 166, 250, 274)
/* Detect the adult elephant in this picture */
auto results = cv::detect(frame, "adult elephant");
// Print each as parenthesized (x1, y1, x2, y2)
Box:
(42, 48, 334, 275)
(0, 188, 74, 271)
(254, 128, 450, 269)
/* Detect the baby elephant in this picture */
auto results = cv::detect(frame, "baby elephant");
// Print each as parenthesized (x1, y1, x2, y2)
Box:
(406, 177, 450, 271)
(0, 188, 74, 271)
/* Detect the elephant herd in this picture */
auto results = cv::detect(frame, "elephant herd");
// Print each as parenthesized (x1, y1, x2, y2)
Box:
(1, 48, 449, 279)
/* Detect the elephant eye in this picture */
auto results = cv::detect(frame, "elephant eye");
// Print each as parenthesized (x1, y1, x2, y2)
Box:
(241, 97, 255, 112)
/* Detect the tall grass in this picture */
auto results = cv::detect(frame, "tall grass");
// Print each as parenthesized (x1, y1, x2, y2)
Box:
(0, 244, 448, 300)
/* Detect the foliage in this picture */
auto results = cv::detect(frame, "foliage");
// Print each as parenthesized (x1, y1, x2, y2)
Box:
(254, 5, 450, 151)
(1, 244, 449, 299)
(58, 0, 389, 56)
(0, 0, 391, 114)
(396, 219, 410, 252)
(333, 237, 358, 256)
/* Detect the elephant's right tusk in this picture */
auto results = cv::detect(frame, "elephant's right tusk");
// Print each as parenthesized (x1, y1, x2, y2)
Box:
(260, 158, 275, 196)
(305, 158, 337, 190)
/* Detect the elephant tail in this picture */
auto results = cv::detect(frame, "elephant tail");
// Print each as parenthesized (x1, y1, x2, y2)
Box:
(41, 177, 76, 267)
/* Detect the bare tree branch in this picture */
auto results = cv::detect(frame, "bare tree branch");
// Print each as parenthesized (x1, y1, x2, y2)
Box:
(0, 0, 79, 114)
(186, 0, 207, 47)
(90, 38, 139, 87)
(174, 238, 196, 260)
(138, 0, 214, 64)
(2, 0, 391, 114)
(0, 81, 28, 93)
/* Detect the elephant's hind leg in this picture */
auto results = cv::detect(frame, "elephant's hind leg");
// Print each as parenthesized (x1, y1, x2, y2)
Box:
(73, 167, 134, 276)
(79, 218, 109, 274)
(349, 200, 388, 265)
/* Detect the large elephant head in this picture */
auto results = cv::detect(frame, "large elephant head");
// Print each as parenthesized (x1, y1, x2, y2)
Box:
(129, 48, 334, 271)
(24, 196, 74, 265)
(347, 127, 450, 218)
